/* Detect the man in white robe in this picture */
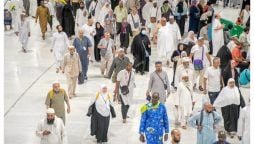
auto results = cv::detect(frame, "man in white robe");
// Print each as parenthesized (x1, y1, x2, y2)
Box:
(51, 25, 69, 73)
(88, 0, 102, 21)
(212, 13, 225, 56)
(29, 0, 37, 17)
(142, 0, 153, 27)
(147, 1, 161, 39)
(82, 19, 96, 62)
(237, 102, 250, 144)
(167, 16, 181, 50)
(115, 62, 135, 123)
(175, 57, 195, 89)
(174, 73, 194, 128)
(167, 16, 181, 66)
(75, 2, 88, 33)
(15, 12, 30, 53)
(8, 0, 25, 28)
(36, 108, 67, 144)
(157, 17, 173, 65)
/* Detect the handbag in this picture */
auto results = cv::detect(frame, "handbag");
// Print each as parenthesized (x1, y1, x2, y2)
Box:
(78, 72, 84, 84)
(193, 47, 204, 70)
(120, 72, 132, 95)
(131, 14, 139, 29)
(155, 72, 167, 90)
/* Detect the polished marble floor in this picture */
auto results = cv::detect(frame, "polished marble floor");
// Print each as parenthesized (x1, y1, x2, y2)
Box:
(4, 4, 248, 144)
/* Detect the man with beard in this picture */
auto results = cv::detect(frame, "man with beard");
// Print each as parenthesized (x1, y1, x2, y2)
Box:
(62, 0, 75, 39)
(45, 81, 71, 125)
(35, 0, 50, 40)
(51, 25, 69, 73)
(131, 28, 151, 75)
(188, 102, 222, 144)
(171, 129, 181, 144)
(36, 108, 67, 144)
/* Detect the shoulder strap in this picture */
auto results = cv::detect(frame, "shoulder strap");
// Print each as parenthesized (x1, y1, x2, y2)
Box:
(96, 92, 100, 100)
(127, 71, 132, 87)
(185, 86, 193, 101)
(244, 70, 250, 81)
(199, 109, 204, 126)
(130, 13, 135, 25)
(201, 46, 204, 60)
(155, 72, 166, 85)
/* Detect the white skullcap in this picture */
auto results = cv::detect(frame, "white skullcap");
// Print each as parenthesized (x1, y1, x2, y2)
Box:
(21, 12, 26, 15)
(47, 108, 55, 114)
(198, 37, 204, 40)
(231, 35, 237, 38)
(182, 72, 188, 78)
(169, 15, 174, 19)
(52, 81, 60, 85)
(228, 78, 235, 83)
(153, 0, 157, 3)
(182, 57, 191, 62)
(68, 45, 75, 49)
(118, 48, 124, 52)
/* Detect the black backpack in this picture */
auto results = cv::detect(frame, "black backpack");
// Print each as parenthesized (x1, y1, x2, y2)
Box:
(177, 2, 184, 13)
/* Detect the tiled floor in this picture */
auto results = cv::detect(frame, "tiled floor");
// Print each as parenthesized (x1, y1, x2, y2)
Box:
(4, 4, 248, 144)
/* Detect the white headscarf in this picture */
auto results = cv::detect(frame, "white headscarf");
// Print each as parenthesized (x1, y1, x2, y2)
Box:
(95, 84, 111, 117)
(213, 78, 240, 107)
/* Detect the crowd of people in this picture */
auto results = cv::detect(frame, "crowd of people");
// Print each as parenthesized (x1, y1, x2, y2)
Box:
(4, 0, 250, 143)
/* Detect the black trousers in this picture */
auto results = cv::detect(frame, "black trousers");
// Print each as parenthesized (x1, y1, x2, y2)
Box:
(176, 16, 186, 36)
(208, 91, 220, 105)
(120, 95, 129, 119)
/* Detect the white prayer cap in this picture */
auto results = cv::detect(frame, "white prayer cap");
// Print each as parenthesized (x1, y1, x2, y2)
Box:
(182, 57, 191, 62)
(169, 15, 174, 19)
(47, 108, 55, 114)
(198, 37, 204, 40)
(100, 84, 107, 89)
(153, 0, 157, 3)
(68, 45, 75, 49)
(181, 72, 188, 78)
(117, 48, 124, 52)
(52, 81, 60, 85)
(228, 78, 235, 83)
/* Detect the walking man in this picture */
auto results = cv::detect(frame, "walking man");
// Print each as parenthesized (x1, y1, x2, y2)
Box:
(146, 61, 170, 103)
(73, 29, 92, 80)
(45, 81, 71, 125)
(35, 0, 50, 40)
(115, 62, 135, 123)
(97, 31, 116, 77)
(139, 92, 169, 144)
(36, 108, 67, 144)
(15, 12, 30, 53)
(188, 102, 222, 144)
(204, 57, 223, 104)
(62, 46, 82, 99)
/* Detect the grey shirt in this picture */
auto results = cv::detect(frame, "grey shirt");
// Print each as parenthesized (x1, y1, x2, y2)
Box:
(108, 56, 130, 81)
(98, 38, 115, 59)
(147, 70, 170, 103)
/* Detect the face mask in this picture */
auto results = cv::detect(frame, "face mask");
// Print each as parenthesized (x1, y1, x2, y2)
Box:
(141, 30, 146, 35)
